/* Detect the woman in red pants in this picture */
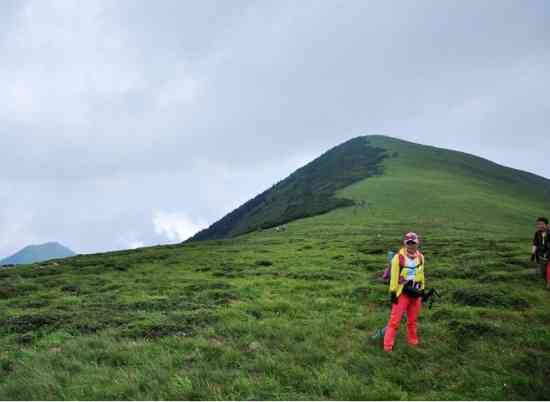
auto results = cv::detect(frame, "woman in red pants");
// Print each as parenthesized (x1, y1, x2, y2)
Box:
(384, 232, 425, 352)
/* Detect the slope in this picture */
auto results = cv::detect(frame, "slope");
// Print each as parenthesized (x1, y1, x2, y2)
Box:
(0, 136, 548, 400)
(192, 135, 550, 242)
(190, 137, 387, 241)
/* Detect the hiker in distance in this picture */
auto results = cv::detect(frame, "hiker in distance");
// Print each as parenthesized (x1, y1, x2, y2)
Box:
(531, 217, 550, 288)
(383, 232, 425, 352)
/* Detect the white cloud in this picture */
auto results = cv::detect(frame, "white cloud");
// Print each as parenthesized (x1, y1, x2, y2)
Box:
(0, 0, 549, 257)
(128, 241, 145, 249)
(152, 210, 206, 242)
(0, 0, 202, 145)
(115, 232, 147, 252)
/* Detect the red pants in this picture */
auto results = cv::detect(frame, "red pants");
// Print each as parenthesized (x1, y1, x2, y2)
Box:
(384, 293, 421, 351)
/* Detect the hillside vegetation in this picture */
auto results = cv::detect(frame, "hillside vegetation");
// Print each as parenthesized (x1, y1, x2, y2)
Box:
(0, 136, 548, 400)
(193, 135, 550, 241)
(190, 138, 387, 241)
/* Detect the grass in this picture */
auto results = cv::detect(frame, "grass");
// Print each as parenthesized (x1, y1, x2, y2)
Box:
(0, 221, 548, 399)
(0, 136, 549, 399)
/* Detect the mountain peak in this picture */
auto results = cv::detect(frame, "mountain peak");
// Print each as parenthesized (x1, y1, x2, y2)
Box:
(190, 137, 389, 241)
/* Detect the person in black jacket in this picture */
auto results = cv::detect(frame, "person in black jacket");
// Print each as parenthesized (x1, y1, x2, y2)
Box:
(532, 217, 549, 283)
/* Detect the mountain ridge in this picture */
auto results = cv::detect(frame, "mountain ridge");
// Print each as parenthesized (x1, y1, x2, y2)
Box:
(189, 136, 388, 241)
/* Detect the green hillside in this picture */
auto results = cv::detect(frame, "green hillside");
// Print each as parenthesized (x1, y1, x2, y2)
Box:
(342, 136, 550, 231)
(1, 242, 76, 266)
(0, 136, 548, 400)
(190, 137, 387, 241)
(193, 135, 550, 241)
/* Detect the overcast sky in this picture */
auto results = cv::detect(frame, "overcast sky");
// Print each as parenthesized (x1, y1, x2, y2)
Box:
(1, 0, 549, 256)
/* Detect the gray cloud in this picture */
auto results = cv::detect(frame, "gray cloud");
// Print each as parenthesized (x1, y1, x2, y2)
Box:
(1, 0, 549, 256)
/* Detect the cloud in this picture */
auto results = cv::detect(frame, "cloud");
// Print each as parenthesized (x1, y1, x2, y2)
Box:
(115, 231, 147, 250)
(153, 211, 207, 243)
(0, 0, 549, 256)
(0, 0, 205, 182)
(128, 241, 145, 250)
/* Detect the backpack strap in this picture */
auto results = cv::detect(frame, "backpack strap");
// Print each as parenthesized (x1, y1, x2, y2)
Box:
(418, 252, 424, 268)
(398, 253, 405, 272)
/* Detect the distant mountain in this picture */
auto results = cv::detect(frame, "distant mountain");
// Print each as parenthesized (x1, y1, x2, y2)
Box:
(0, 242, 76, 266)
(190, 135, 550, 241)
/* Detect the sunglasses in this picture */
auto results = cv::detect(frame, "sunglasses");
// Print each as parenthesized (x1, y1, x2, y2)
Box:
(405, 240, 417, 245)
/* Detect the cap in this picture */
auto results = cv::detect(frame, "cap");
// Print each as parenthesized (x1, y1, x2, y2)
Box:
(404, 232, 420, 245)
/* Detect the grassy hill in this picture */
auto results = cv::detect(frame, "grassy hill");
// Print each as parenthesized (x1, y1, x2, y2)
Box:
(190, 137, 388, 241)
(0, 242, 76, 266)
(0, 136, 548, 400)
(193, 136, 550, 242)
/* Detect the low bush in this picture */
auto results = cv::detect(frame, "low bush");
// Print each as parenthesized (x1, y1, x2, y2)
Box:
(452, 288, 530, 309)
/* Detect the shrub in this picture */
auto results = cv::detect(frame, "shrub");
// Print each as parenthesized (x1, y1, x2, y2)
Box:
(2, 313, 62, 333)
(452, 288, 530, 309)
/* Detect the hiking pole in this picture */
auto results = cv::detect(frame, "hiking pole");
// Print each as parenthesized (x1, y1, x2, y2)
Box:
(422, 288, 442, 309)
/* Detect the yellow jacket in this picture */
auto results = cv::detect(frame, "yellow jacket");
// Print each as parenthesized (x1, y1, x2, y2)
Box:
(389, 248, 425, 297)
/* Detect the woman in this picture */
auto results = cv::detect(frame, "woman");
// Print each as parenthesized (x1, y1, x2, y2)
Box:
(531, 217, 549, 282)
(383, 232, 425, 352)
